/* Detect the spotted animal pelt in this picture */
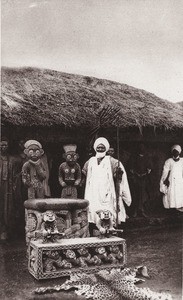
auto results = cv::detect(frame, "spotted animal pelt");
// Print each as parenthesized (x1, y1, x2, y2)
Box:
(61, 273, 120, 300)
(35, 267, 172, 300)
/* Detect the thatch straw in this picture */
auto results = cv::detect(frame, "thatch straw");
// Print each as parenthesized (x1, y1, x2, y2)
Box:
(177, 101, 183, 107)
(1, 67, 183, 129)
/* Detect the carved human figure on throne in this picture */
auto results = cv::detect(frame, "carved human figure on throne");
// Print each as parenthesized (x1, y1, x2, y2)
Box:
(59, 144, 81, 198)
(41, 211, 64, 243)
(95, 210, 114, 237)
(22, 140, 46, 199)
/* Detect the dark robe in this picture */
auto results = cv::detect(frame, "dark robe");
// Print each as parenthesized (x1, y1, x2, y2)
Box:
(128, 154, 152, 216)
(0, 154, 18, 237)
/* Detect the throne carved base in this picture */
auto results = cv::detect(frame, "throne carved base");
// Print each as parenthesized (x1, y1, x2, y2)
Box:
(28, 236, 127, 280)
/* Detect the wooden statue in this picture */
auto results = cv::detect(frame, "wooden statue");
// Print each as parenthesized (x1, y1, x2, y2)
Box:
(22, 140, 46, 199)
(59, 144, 81, 198)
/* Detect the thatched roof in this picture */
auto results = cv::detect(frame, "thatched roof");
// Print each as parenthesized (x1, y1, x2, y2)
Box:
(177, 101, 183, 107)
(1, 67, 183, 130)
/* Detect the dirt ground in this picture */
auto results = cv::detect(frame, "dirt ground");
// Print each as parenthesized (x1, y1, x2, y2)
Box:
(0, 223, 182, 300)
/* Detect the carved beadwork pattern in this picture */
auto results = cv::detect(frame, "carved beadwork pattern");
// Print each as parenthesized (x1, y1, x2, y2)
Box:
(28, 237, 127, 280)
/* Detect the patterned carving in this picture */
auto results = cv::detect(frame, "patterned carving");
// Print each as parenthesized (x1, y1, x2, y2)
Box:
(25, 211, 38, 244)
(26, 213, 37, 232)
(73, 209, 88, 226)
(43, 250, 72, 272)
(29, 246, 38, 273)
(55, 210, 71, 229)
(28, 237, 127, 280)
(56, 216, 67, 232)
(25, 202, 89, 244)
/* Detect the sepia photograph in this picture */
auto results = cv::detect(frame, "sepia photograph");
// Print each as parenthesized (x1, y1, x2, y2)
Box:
(1, 0, 183, 299)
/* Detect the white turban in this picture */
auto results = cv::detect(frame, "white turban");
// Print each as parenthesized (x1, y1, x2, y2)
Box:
(171, 144, 182, 154)
(93, 137, 110, 152)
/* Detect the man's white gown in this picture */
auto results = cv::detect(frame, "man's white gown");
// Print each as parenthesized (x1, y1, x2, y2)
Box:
(83, 155, 131, 224)
(160, 158, 183, 209)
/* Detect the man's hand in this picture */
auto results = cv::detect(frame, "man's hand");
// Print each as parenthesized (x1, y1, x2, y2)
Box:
(163, 178, 170, 188)
(116, 167, 124, 180)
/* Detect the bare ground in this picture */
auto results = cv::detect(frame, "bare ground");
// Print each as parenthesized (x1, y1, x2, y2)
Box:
(0, 223, 182, 300)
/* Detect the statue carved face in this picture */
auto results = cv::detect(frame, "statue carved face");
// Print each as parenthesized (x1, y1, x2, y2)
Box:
(65, 249, 76, 259)
(64, 151, 79, 166)
(77, 248, 89, 256)
(24, 144, 44, 162)
(96, 247, 106, 255)
(98, 210, 112, 220)
(43, 211, 56, 223)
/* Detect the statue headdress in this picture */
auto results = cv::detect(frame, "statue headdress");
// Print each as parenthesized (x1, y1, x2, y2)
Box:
(63, 144, 77, 154)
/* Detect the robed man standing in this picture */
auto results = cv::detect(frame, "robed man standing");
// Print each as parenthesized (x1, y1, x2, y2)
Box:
(82, 137, 131, 231)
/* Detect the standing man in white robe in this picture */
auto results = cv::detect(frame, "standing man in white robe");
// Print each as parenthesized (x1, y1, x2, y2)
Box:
(82, 137, 131, 234)
(160, 144, 183, 212)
